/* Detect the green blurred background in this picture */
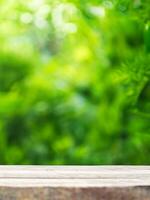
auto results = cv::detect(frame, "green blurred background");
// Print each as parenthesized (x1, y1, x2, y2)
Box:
(0, 0, 150, 164)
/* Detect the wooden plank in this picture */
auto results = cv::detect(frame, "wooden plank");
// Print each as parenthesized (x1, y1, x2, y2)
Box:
(0, 166, 150, 180)
(0, 166, 150, 200)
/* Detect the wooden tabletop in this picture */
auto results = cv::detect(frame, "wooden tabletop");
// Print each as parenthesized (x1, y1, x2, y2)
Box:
(0, 166, 150, 187)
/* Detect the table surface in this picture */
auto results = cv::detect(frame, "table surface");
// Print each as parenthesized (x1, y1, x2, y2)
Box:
(0, 166, 150, 187)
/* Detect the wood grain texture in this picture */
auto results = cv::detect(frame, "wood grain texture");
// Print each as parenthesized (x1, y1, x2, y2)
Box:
(0, 166, 150, 200)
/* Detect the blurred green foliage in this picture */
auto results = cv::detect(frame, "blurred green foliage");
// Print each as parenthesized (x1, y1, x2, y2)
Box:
(0, 0, 150, 164)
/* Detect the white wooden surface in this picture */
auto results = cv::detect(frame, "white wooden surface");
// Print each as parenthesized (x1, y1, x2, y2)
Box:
(0, 166, 150, 187)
